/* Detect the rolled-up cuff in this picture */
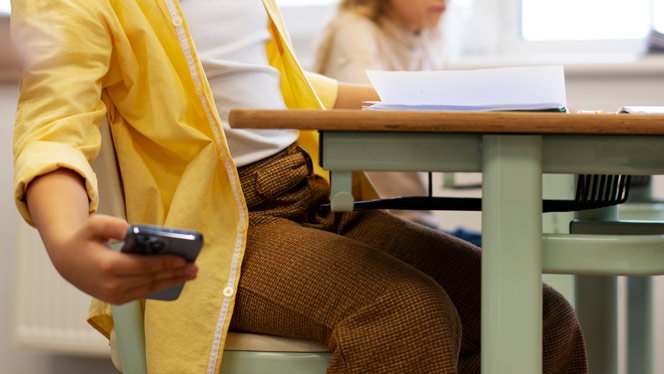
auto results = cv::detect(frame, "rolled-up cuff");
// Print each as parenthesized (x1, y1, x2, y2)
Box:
(14, 141, 99, 226)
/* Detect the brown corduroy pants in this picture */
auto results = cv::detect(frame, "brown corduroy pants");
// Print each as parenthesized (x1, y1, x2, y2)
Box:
(229, 144, 587, 373)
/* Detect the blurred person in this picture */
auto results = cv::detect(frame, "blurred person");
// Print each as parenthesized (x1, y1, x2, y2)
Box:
(314, 0, 485, 246)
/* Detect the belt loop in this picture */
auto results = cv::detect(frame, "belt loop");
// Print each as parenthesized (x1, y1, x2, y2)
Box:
(296, 145, 314, 175)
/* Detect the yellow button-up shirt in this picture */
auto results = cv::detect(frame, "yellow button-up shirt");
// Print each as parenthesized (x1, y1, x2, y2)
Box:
(12, 0, 337, 372)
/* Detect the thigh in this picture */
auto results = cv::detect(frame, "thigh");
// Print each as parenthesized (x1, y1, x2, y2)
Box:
(337, 209, 482, 350)
(229, 214, 457, 345)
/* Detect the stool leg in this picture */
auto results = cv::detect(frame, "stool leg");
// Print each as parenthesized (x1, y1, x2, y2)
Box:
(110, 242, 148, 374)
(111, 302, 148, 374)
(575, 275, 618, 374)
(619, 177, 658, 374)
(627, 276, 654, 374)
(572, 208, 619, 374)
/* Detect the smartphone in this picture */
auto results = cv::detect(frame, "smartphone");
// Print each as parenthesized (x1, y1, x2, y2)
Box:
(120, 224, 203, 301)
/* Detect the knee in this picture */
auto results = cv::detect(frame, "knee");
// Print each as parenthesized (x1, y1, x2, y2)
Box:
(382, 274, 462, 340)
(542, 285, 588, 373)
(329, 276, 463, 373)
(542, 284, 580, 332)
(542, 284, 586, 355)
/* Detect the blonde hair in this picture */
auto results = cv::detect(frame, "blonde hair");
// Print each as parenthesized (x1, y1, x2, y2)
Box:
(313, 0, 443, 75)
(313, 0, 388, 74)
(336, 0, 388, 21)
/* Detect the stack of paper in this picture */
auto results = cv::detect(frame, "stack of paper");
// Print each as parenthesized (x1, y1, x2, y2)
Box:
(618, 106, 664, 114)
(648, 29, 664, 53)
(365, 65, 567, 112)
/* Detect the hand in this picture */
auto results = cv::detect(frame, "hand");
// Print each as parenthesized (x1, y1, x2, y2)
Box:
(47, 214, 198, 305)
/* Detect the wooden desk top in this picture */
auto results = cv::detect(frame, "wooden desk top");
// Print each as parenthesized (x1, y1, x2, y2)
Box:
(229, 109, 664, 135)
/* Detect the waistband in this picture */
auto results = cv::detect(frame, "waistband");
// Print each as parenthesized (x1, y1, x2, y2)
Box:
(237, 143, 313, 179)
(237, 143, 314, 209)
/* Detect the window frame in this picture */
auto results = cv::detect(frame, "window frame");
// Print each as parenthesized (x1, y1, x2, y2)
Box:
(461, 0, 654, 60)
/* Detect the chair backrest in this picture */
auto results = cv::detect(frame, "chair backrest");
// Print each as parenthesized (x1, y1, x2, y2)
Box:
(88, 118, 147, 373)
(91, 117, 127, 219)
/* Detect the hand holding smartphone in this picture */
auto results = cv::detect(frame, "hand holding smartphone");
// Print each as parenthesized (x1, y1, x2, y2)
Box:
(120, 224, 203, 301)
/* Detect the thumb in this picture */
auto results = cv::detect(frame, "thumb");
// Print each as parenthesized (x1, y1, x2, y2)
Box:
(86, 214, 131, 243)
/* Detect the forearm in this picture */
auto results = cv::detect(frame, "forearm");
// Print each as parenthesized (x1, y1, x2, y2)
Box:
(26, 168, 90, 261)
(333, 82, 380, 110)
(24, 167, 196, 304)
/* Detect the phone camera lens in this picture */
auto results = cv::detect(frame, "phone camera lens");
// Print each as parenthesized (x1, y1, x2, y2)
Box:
(131, 234, 147, 252)
(148, 237, 166, 253)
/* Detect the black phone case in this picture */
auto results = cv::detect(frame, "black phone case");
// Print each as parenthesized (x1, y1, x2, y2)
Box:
(120, 224, 203, 301)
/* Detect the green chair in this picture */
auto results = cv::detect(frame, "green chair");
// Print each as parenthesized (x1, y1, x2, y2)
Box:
(571, 175, 664, 374)
(108, 311, 330, 374)
(93, 118, 331, 373)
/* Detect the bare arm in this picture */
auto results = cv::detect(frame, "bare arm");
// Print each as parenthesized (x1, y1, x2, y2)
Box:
(333, 82, 380, 110)
(26, 169, 197, 305)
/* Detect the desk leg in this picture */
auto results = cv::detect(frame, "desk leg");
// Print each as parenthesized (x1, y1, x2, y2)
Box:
(482, 135, 543, 374)
(330, 171, 354, 211)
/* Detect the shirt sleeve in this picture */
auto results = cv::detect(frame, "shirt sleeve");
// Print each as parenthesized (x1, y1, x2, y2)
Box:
(304, 71, 338, 110)
(11, 0, 112, 225)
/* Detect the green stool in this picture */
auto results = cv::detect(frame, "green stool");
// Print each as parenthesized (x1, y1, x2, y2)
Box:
(110, 300, 331, 374)
(220, 333, 331, 374)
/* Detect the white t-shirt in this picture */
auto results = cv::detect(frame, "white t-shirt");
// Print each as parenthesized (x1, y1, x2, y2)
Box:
(180, 0, 298, 166)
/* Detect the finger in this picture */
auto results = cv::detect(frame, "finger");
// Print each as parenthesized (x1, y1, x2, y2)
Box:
(109, 252, 190, 276)
(98, 262, 197, 304)
(116, 261, 197, 283)
(86, 214, 130, 242)
(119, 274, 195, 304)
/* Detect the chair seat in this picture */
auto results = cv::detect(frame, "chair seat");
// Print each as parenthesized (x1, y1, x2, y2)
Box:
(225, 331, 329, 352)
(110, 329, 329, 371)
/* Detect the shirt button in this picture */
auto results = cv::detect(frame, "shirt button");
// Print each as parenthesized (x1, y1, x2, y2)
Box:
(172, 16, 183, 27)
(195, 85, 204, 95)
(237, 220, 247, 232)
(223, 286, 234, 297)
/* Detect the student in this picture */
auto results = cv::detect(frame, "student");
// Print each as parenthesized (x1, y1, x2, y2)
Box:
(11, 0, 586, 372)
(315, 0, 446, 83)
(314, 0, 452, 230)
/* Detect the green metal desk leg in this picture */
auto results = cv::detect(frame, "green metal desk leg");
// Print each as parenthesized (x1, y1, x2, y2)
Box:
(482, 135, 543, 374)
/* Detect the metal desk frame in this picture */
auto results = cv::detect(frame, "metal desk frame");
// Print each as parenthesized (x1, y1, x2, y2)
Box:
(230, 109, 664, 374)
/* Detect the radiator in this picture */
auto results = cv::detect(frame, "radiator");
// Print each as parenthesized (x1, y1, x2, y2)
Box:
(13, 221, 110, 356)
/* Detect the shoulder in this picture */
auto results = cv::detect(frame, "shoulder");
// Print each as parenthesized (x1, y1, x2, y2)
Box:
(323, 11, 385, 54)
(327, 11, 382, 39)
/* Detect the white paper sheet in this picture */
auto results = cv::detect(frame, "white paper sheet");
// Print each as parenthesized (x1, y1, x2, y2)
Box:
(618, 106, 664, 114)
(365, 65, 567, 111)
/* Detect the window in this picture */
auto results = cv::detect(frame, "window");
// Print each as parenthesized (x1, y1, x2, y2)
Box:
(0, 0, 9, 15)
(453, 0, 662, 58)
(655, 0, 664, 33)
(521, 0, 651, 41)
